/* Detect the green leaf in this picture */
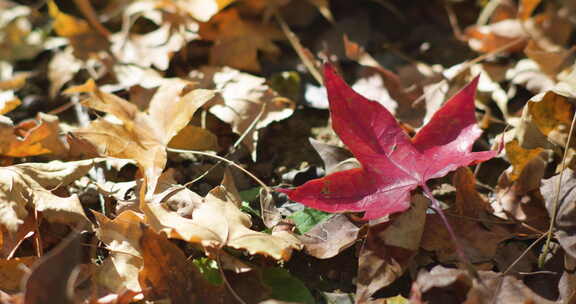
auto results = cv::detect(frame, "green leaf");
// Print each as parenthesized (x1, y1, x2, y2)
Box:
(289, 207, 333, 234)
(262, 267, 315, 304)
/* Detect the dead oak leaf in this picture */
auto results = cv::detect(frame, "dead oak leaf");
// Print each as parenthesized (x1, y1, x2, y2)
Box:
(189, 66, 294, 159)
(66, 78, 215, 194)
(199, 8, 284, 72)
(142, 185, 302, 261)
(0, 159, 101, 235)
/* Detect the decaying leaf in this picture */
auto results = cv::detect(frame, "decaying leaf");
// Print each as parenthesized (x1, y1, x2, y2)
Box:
(66, 78, 215, 194)
(0, 159, 101, 235)
(189, 66, 295, 158)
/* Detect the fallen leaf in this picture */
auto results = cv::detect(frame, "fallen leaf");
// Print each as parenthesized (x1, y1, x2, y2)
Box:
(67, 78, 215, 194)
(422, 168, 511, 264)
(541, 168, 576, 258)
(189, 66, 295, 158)
(177, 0, 236, 22)
(280, 64, 496, 220)
(505, 139, 545, 181)
(199, 9, 284, 72)
(411, 265, 554, 304)
(0, 113, 68, 157)
(94, 211, 144, 293)
(0, 257, 37, 293)
(0, 159, 100, 235)
(137, 225, 221, 303)
(143, 185, 302, 260)
(23, 228, 84, 304)
(298, 214, 360, 259)
(356, 195, 427, 302)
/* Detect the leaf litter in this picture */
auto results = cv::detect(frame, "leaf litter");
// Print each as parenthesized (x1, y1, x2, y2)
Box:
(2, 0, 576, 303)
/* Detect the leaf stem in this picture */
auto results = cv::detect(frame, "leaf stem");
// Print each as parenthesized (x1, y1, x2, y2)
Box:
(421, 183, 479, 279)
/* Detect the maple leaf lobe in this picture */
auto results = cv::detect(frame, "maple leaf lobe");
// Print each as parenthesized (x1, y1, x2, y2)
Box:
(279, 64, 496, 220)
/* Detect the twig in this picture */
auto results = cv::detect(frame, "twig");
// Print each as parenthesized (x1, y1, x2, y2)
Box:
(166, 149, 270, 193)
(274, 11, 323, 86)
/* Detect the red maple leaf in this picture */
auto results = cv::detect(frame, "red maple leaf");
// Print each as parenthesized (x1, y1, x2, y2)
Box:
(279, 64, 496, 220)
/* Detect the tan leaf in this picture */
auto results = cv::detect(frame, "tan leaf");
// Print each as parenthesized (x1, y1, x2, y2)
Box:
(0, 159, 100, 234)
(189, 66, 295, 158)
(143, 185, 302, 261)
(66, 78, 215, 194)
(94, 211, 144, 293)
(177, 0, 236, 22)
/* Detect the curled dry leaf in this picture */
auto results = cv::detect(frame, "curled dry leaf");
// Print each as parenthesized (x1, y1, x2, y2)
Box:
(66, 78, 215, 194)
(142, 185, 302, 261)
(0, 159, 101, 235)
(189, 66, 295, 158)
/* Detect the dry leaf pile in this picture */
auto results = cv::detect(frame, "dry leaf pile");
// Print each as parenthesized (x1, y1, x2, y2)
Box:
(2, 0, 576, 303)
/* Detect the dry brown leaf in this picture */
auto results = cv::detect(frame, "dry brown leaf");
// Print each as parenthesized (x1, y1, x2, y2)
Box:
(189, 66, 294, 158)
(0, 257, 37, 293)
(492, 152, 549, 232)
(0, 113, 68, 157)
(0, 159, 100, 235)
(23, 229, 84, 304)
(137, 225, 223, 303)
(505, 139, 545, 181)
(66, 78, 215, 194)
(143, 185, 302, 260)
(199, 9, 284, 72)
(422, 168, 511, 265)
(48, 0, 109, 60)
(411, 266, 554, 304)
(298, 214, 359, 259)
(518, 88, 574, 149)
(541, 169, 576, 259)
(167, 125, 220, 152)
(94, 211, 144, 294)
(356, 195, 427, 302)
